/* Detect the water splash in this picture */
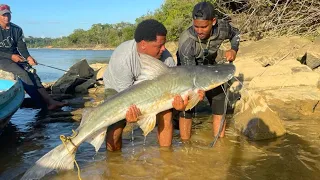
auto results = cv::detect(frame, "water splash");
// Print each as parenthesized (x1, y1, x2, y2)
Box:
(131, 124, 135, 157)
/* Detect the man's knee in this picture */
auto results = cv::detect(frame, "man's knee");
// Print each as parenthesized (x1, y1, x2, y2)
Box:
(17, 71, 32, 83)
(106, 120, 126, 151)
(7, 65, 36, 87)
(157, 110, 173, 132)
(158, 109, 172, 121)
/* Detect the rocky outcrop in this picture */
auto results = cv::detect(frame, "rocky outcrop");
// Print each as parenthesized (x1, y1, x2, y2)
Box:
(51, 59, 96, 94)
(261, 88, 320, 121)
(231, 36, 320, 140)
(233, 93, 286, 140)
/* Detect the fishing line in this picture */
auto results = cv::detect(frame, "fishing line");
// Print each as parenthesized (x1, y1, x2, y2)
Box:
(60, 130, 82, 180)
(210, 82, 230, 147)
(210, 61, 233, 147)
(37, 63, 69, 72)
(37, 62, 103, 81)
(22, 61, 101, 82)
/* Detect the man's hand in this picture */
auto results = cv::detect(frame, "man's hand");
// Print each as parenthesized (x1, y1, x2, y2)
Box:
(197, 89, 205, 101)
(125, 105, 141, 123)
(172, 95, 188, 111)
(172, 90, 205, 111)
(11, 54, 24, 63)
(27, 56, 38, 66)
(225, 49, 237, 62)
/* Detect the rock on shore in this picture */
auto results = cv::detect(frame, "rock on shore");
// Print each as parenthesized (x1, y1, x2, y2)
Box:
(231, 36, 320, 140)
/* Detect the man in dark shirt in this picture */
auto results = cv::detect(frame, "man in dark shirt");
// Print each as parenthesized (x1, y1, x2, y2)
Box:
(177, 1, 240, 139)
(0, 4, 65, 110)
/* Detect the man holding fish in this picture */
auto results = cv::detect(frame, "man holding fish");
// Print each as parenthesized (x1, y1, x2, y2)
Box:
(22, 18, 236, 180)
(177, 1, 240, 139)
(103, 19, 205, 151)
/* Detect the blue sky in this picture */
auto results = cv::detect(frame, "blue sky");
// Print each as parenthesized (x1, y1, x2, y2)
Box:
(2, 0, 164, 38)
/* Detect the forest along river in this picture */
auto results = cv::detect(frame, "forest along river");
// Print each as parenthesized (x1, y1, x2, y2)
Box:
(0, 49, 319, 180)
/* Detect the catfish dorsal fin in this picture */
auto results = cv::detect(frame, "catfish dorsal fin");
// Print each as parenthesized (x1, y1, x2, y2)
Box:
(137, 53, 169, 82)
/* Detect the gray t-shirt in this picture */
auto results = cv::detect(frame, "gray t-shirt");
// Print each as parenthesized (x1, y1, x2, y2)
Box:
(103, 39, 176, 92)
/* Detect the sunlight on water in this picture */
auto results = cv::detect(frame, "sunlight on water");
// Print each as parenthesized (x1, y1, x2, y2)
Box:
(40, 116, 320, 180)
(29, 49, 113, 82)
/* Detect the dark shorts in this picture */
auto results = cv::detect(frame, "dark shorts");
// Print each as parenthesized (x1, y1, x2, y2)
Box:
(174, 84, 228, 119)
(206, 84, 227, 115)
(0, 59, 43, 88)
(105, 88, 127, 129)
(0, 59, 46, 108)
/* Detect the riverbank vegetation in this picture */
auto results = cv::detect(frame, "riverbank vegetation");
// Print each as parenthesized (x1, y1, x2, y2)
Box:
(26, 0, 320, 48)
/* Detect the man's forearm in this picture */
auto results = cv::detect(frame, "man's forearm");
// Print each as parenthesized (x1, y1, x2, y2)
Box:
(229, 26, 240, 52)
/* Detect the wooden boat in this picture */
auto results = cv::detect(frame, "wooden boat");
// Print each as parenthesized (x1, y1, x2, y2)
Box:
(0, 71, 24, 129)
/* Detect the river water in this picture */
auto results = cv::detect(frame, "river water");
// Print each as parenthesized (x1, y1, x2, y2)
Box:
(0, 49, 319, 180)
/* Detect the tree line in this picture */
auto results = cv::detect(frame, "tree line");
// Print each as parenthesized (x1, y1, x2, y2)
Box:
(26, 0, 213, 48)
(26, 0, 320, 48)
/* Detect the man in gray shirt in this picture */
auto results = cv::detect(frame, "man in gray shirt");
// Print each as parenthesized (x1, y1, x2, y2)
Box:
(103, 40, 175, 92)
(103, 19, 186, 151)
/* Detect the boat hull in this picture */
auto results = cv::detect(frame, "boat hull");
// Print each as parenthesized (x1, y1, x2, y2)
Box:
(0, 79, 25, 129)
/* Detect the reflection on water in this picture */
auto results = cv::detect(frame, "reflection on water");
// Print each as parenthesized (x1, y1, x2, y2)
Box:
(0, 108, 79, 180)
(2, 110, 319, 180)
(0, 50, 320, 179)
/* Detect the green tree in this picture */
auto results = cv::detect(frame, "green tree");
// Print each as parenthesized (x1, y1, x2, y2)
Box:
(26, 0, 220, 48)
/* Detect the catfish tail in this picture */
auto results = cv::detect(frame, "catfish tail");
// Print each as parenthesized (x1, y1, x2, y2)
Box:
(21, 144, 76, 180)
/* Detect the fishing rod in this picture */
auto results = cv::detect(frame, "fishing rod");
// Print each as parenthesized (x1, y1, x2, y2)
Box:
(37, 63, 68, 73)
(37, 63, 101, 81)
(18, 53, 69, 73)
(20, 60, 68, 73)
(22, 61, 101, 81)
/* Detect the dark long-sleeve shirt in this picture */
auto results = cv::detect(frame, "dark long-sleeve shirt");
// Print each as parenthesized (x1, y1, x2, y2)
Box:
(178, 19, 240, 66)
(0, 22, 30, 61)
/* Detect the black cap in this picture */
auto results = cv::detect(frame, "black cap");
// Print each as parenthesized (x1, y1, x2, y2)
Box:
(192, 1, 215, 20)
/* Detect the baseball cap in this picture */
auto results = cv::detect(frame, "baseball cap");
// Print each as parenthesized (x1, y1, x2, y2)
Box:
(192, 1, 215, 20)
(0, 4, 11, 15)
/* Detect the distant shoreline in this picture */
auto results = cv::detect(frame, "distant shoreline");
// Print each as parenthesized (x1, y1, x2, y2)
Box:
(29, 47, 115, 51)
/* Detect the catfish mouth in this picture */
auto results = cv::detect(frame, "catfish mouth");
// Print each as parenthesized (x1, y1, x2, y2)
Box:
(206, 69, 235, 91)
(221, 65, 236, 81)
(196, 64, 236, 91)
(226, 73, 235, 81)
